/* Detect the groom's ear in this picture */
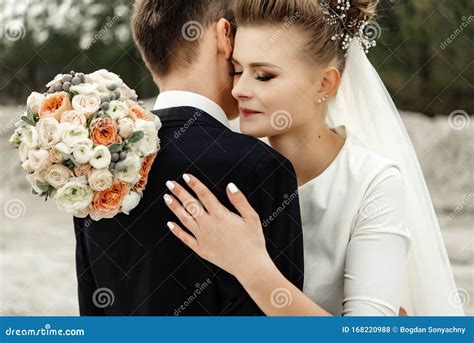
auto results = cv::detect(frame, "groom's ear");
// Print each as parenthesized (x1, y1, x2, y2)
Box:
(215, 18, 234, 59)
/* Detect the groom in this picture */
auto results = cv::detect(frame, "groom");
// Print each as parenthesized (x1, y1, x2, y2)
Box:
(73, 0, 304, 315)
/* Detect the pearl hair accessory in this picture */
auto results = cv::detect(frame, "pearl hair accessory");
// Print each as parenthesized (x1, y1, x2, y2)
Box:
(320, 0, 377, 54)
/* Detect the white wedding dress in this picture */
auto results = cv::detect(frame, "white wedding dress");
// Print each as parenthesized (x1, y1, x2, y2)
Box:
(298, 38, 464, 316)
(299, 125, 411, 316)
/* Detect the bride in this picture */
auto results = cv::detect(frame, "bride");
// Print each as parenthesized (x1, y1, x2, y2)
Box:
(162, 0, 464, 316)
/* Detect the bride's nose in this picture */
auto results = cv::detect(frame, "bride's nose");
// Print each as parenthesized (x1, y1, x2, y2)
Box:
(231, 75, 252, 100)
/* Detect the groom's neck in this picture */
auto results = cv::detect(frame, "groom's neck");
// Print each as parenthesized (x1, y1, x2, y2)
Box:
(157, 71, 225, 112)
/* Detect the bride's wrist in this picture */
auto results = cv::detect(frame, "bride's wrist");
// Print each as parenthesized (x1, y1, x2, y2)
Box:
(235, 252, 276, 287)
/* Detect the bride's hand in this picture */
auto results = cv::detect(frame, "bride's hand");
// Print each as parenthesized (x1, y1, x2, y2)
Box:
(163, 174, 271, 278)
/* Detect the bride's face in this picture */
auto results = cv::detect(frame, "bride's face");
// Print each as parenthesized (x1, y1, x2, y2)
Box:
(231, 25, 324, 138)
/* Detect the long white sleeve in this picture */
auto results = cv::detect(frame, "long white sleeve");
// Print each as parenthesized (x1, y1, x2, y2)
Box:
(341, 167, 411, 316)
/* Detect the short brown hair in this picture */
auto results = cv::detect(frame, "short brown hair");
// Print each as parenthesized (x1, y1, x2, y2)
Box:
(132, 0, 236, 77)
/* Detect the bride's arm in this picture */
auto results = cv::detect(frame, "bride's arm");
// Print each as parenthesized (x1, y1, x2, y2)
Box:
(234, 250, 332, 316)
(163, 174, 332, 316)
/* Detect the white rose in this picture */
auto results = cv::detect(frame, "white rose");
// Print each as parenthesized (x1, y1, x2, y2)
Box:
(153, 115, 162, 131)
(116, 153, 142, 184)
(18, 142, 29, 162)
(54, 142, 73, 155)
(21, 159, 34, 173)
(45, 164, 74, 189)
(26, 92, 45, 113)
(25, 170, 46, 194)
(89, 145, 111, 169)
(72, 140, 94, 164)
(71, 94, 101, 118)
(49, 146, 65, 163)
(70, 83, 98, 95)
(131, 119, 158, 157)
(118, 117, 135, 138)
(37, 117, 61, 149)
(59, 123, 89, 147)
(88, 168, 113, 191)
(55, 177, 93, 213)
(73, 205, 91, 218)
(45, 74, 63, 88)
(60, 110, 87, 127)
(121, 191, 141, 215)
(117, 84, 137, 100)
(15, 125, 38, 149)
(107, 100, 129, 120)
(86, 69, 123, 87)
(27, 149, 51, 171)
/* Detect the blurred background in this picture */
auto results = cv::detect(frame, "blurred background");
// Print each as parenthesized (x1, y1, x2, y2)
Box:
(0, 0, 472, 315)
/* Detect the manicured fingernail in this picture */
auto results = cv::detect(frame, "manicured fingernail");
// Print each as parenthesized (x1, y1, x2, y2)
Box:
(227, 182, 239, 194)
(167, 222, 174, 231)
(183, 174, 191, 183)
(163, 194, 172, 205)
(166, 180, 175, 191)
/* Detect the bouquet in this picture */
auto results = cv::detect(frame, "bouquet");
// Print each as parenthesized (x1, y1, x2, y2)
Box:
(8, 69, 161, 220)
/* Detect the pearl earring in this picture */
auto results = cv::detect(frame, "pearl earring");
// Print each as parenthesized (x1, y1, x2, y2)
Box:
(317, 94, 329, 103)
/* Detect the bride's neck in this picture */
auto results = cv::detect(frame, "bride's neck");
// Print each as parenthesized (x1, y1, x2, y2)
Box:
(268, 117, 345, 187)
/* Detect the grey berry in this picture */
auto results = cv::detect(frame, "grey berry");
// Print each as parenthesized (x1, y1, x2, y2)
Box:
(120, 151, 127, 160)
(101, 102, 110, 111)
(109, 162, 115, 169)
(112, 153, 120, 162)
(109, 92, 116, 100)
(115, 162, 125, 172)
(114, 90, 121, 99)
(71, 76, 81, 85)
(54, 83, 63, 92)
(106, 82, 117, 91)
(62, 81, 71, 92)
(100, 94, 110, 103)
(70, 71, 75, 76)
(62, 74, 72, 82)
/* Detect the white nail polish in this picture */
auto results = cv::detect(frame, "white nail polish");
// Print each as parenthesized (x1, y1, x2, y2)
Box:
(166, 181, 175, 191)
(227, 182, 239, 194)
(183, 174, 191, 183)
(164, 194, 172, 205)
(167, 222, 174, 231)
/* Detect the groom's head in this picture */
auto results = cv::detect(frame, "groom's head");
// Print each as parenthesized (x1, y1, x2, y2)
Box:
(132, 0, 238, 119)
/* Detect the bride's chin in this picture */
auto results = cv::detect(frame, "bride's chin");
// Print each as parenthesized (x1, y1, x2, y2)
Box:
(239, 122, 268, 138)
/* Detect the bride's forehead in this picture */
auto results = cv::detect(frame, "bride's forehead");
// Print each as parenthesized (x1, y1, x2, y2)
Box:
(234, 30, 302, 64)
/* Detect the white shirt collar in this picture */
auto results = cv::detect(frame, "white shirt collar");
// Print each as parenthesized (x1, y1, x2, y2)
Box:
(153, 90, 230, 128)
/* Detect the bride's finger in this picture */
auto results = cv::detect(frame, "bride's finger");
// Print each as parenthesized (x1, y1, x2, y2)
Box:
(163, 193, 200, 235)
(226, 183, 259, 222)
(165, 180, 207, 216)
(182, 173, 222, 214)
(167, 221, 199, 253)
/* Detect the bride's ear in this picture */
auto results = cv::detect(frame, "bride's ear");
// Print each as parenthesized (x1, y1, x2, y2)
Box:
(315, 67, 341, 104)
(215, 18, 234, 59)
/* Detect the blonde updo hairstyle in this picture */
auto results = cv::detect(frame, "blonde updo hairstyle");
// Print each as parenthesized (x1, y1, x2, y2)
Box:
(235, 0, 377, 72)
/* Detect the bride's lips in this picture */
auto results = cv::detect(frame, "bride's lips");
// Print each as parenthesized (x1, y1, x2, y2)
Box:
(240, 107, 262, 118)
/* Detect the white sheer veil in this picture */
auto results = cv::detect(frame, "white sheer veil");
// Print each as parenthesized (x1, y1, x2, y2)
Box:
(326, 39, 465, 315)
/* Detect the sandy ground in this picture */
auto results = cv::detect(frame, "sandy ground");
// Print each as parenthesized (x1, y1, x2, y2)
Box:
(0, 102, 472, 316)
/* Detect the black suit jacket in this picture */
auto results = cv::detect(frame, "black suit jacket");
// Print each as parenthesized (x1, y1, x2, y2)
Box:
(73, 106, 304, 315)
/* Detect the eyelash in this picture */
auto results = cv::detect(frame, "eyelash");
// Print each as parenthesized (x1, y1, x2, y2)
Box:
(229, 71, 274, 82)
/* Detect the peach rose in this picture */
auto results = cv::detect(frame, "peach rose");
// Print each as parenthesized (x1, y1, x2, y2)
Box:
(91, 181, 128, 219)
(38, 92, 72, 121)
(74, 163, 92, 177)
(126, 99, 153, 121)
(135, 153, 157, 191)
(90, 118, 121, 147)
